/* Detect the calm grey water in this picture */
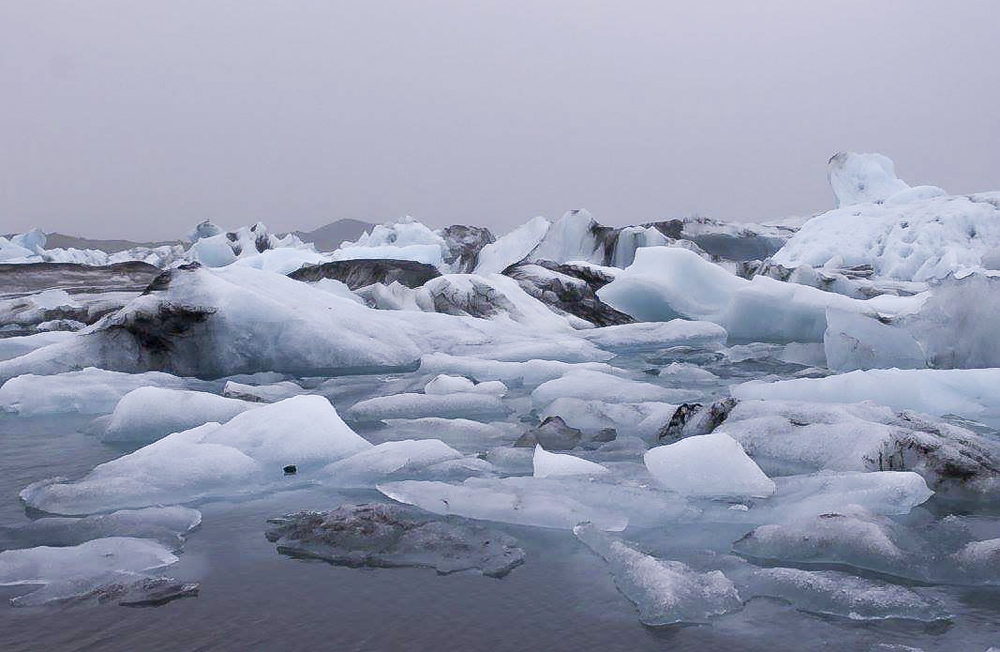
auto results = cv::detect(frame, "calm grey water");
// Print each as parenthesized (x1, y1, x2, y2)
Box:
(1, 366, 999, 651)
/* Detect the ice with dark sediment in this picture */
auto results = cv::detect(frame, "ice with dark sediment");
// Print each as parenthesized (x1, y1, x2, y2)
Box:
(265, 503, 525, 578)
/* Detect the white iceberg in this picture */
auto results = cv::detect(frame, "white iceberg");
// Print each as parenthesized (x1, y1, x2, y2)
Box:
(643, 433, 776, 499)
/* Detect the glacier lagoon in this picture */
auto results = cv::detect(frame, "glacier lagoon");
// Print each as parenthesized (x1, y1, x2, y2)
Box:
(1, 154, 1000, 650)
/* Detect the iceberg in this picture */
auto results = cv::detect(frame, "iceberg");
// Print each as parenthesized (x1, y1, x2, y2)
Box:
(573, 523, 742, 626)
(21, 396, 371, 514)
(644, 433, 776, 499)
(532, 445, 610, 478)
(266, 503, 525, 577)
(100, 387, 257, 444)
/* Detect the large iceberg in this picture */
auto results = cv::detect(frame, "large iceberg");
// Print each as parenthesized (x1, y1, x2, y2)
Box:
(21, 395, 371, 514)
(598, 246, 923, 342)
(772, 153, 1000, 281)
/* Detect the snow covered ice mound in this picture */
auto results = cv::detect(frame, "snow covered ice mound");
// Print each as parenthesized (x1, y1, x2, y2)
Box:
(772, 152, 1000, 281)
(265, 503, 525, 578)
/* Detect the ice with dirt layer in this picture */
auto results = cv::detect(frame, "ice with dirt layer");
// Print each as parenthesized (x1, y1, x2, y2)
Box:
(360, 272, 587, 330)
(0, 263, 616, 380)
(579, 320, 727, 352)
(0, 506, 201, 550)
(644, 433, 776, 499)
(772, 153, 1000, 282)
(0, 368, 205, 416)
(530, 369, 699, 408)
(532, 445, 609, 478)
(0, 537, 178, 588)
(423, 374, 507, 396)
(716, 399, 1000, 498)
(731, 368, 1000, 427)
(742, 566, 947, 622)
(539, 398, 675, 439)
(345, 392, 510, 422)
(265, 503, 525, 578)
(20, 395, 372, 515)
(573, 523, 742, 626)
(474, 216, 551, 275)
(320, 439, 478, 487)
(598, 247, 925, 343)
(222, 380, 305, 403)
(99, 387, 258, 443)
(9, 570, 200, 608)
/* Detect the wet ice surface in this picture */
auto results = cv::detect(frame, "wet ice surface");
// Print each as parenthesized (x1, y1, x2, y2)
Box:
(0, 344, 998, 651)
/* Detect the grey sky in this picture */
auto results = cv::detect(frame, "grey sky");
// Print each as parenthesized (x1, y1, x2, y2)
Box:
(2, 1, 998, 241)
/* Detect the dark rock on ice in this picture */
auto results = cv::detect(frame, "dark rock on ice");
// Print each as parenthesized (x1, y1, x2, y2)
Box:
(289, 258, 441, 289)
(265, 503, 525, 578)
(658, 399, 738, 441)
(283, 464, 297, 475)
(439, 225, 495, 273)
(503, 261, 634, 327)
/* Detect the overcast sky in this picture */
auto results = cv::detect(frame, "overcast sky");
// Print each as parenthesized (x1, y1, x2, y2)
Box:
(2, 1, 998, 240)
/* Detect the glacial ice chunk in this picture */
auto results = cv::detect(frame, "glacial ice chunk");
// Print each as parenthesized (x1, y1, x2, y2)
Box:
(744, 567, 946, 621)
(266, 503, 525, 577)
(573, 523, 742, 626)
(379, 478, 629, 531)
(0, 537, 177, 587)
(732, 368, 1000, 426)
(827, 152, 911, 208)
(423, 374, 507, 396)
(644, 433, 776, 499)
(101, 387, 257, 444)
(0, 368, 202, 416)
(531, 369, 698, 408)
(532, 445, 609, 478)
(21, 396, 371, 514)
(346, 392, 510, 422)
(0, 506, 201, 550)
(320, 439, 468, 487)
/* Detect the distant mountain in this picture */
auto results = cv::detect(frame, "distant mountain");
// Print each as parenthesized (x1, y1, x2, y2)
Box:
(0, 232, 182, 253)
(292, 219, 375, 252)
(41, 233, 183, 253)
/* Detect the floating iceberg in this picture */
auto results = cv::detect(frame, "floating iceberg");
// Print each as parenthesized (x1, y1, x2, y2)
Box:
(573, 524, 742, 626)
(643, 433, 776, 499)
(266, 503, 525, 577)
(532, 444, 609, 478)
(772, 153, 1000, 281)
(21, 396, 371, 514)
(100, 387, 257, 443)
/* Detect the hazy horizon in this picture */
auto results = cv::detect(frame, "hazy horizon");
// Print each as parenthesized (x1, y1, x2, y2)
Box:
(3, 1, 998, 241)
